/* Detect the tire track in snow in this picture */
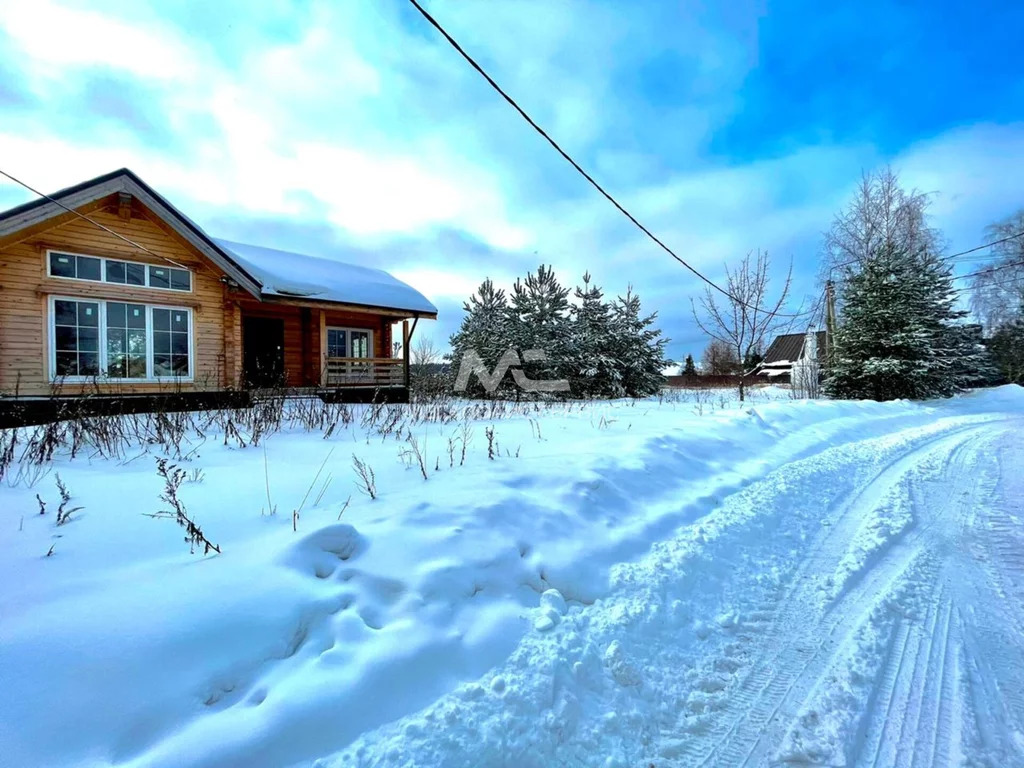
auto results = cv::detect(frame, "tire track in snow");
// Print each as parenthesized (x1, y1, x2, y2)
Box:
(677, 424, 1009, 768)
(316, 413, 1024, 768)
(952, 428, 1024, 765)
(860, 616, 913, 768)
(679, 428, 992, 768)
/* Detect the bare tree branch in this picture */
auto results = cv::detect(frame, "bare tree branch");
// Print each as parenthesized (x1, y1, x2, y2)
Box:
(691, 250, 796, 401)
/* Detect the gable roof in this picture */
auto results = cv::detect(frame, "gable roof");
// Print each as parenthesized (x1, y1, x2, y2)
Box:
(0, 168, 263, 297)
(762, 330, 828, 365)
(0, 168, 437, 317)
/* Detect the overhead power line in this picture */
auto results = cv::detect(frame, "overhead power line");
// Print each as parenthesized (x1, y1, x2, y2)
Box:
(945, 229, 1024, 260)
(406, 0, 812, 319)
(0, 167, 187, 269)
(953, 259, 1024, 282)
(950, 274, 1023, 297)
(836, 258, 1024, 290)
(831, 229, 1024, 273)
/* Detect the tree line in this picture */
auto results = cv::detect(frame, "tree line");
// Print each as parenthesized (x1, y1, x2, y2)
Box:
(443, 168, 1020, 403)
(447, 266, 670, 398)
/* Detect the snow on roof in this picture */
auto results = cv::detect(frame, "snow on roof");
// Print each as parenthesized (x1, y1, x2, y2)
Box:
(214, 238, 438, 316)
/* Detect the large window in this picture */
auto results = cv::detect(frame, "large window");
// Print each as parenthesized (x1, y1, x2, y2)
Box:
(48, 251, 191, 293)
(326, 328, 372, 358)
(49, 297, 192, 381)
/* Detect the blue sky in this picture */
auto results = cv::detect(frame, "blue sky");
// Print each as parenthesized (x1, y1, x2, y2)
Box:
(1, 0, 1023, 360)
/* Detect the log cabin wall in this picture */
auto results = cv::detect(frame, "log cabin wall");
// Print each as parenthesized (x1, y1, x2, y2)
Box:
(0, 195, 231, 396)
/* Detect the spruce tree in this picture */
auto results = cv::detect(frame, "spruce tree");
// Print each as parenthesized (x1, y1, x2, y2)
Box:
(683, 354, 697, 376)
(509, 265, 571, 391)
(448, 279, 512, 397)
(568, 273, 621, 397)
(825, 240, 982, 400)
(609, 286, 670, 397)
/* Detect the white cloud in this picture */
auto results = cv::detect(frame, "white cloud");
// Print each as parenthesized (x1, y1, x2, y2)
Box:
(1, 0, 1022, 358)
(0, 0, 197, 81)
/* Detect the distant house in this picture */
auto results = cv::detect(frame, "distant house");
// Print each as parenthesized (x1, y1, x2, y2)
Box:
(0, 168, 437, 402)
(753, 330, 828, 383)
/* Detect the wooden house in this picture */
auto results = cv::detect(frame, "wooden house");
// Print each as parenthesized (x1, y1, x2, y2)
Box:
(0, 168, 437, 404)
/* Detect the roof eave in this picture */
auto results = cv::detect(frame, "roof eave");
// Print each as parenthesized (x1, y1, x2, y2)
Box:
(257, 291, 437, 319)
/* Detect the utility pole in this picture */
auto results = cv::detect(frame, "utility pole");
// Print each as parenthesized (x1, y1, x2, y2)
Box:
(824, 279, 837, 369)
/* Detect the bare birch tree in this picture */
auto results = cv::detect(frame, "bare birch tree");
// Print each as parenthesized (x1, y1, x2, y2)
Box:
(822, 166, 941, 280)
(412, 336, 441, 368)
(969, 209, 1024, 331)
(692, 249, 794, 402)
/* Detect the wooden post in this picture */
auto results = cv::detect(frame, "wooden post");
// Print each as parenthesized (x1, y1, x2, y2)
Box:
(402, 320, 410, 388)
(300, 308, 312, 386)
(221, 291, 242, 389)
(319, 310, 327, 387)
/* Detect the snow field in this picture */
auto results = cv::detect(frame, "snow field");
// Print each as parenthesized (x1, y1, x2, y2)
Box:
(1, 386, 1022, 767)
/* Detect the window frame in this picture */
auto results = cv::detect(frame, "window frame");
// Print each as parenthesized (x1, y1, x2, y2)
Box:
(325, 326, 374, 359)
(45, 249, 193, 294)
(47, 295, 194, 383)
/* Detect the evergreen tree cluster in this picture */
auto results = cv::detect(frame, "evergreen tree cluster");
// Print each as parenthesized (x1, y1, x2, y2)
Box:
(825, 241, 988, 400)
(989, 310, 1024, 385)
(449, 266, 670, 399)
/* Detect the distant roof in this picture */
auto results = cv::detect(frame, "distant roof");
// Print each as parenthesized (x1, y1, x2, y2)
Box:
(0, 168, 437, 317)
(215, 239, 437, 315)
(762, 331, 828, 365)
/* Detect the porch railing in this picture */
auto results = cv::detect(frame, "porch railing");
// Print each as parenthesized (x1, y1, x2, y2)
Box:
(324, 357, 405, 387)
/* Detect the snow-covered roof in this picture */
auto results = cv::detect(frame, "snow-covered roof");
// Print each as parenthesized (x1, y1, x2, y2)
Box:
(214, 239, 437, 316)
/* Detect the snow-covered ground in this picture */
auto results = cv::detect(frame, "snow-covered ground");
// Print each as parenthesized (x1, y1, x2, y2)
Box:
(1, 386, 1023, 767)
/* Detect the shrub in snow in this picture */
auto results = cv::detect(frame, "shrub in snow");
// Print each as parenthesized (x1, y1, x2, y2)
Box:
(352, 454, 377, 499)
(54, 473, 82, 526)
(148, 458, 221, 555)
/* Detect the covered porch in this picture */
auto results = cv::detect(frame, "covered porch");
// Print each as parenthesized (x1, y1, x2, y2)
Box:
(230, 297, 421, 399)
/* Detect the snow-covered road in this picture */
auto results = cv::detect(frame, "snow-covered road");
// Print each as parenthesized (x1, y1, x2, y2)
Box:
(324, 400, 1024, 768)
(2, 389, 1023, 767)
